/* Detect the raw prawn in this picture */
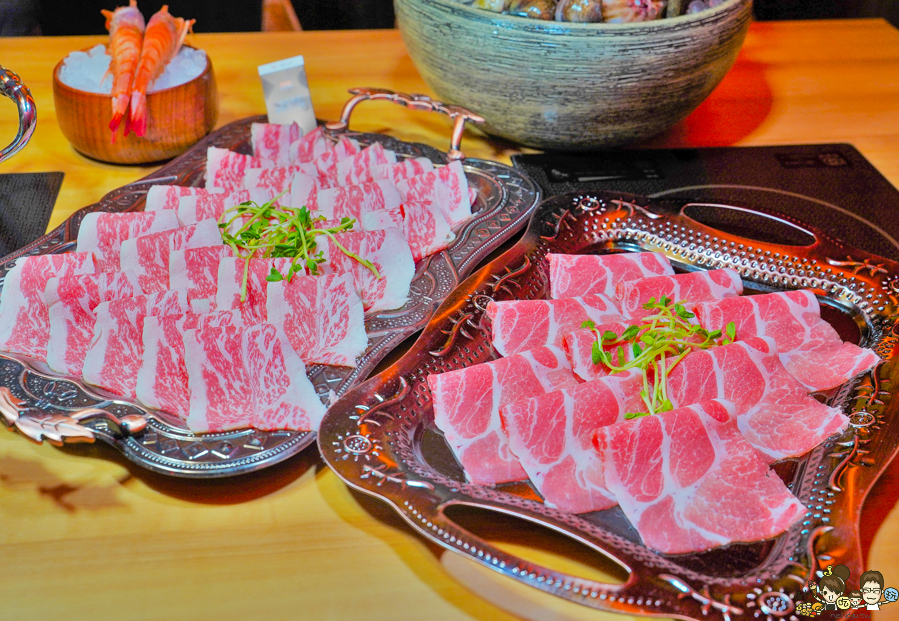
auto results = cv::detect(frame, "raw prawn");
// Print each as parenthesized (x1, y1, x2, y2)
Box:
(129, 5, 194, 137)
(102, 0, 145, 136)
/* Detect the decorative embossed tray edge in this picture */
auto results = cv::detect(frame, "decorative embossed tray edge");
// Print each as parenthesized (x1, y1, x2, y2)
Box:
(319, 190, 899, 619)
(0, 115, 542, 478)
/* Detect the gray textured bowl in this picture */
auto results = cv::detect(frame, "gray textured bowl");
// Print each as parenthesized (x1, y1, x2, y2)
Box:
(395, 0, 752, 149)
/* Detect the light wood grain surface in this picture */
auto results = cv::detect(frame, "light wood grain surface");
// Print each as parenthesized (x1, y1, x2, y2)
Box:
(1, 20, 898, 621)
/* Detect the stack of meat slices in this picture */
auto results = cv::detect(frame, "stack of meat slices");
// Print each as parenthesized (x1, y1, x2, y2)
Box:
(0, 122, 483, 436)
(428, 251, 880, 554)
(190, 123, 478, 262)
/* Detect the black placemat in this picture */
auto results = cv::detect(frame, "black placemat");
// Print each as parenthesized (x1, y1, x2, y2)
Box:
(512, 144, 899, 262)
(0, 172, 64, 256)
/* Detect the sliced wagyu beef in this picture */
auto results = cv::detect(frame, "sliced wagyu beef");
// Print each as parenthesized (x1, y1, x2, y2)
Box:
(335, 142, 397, 187)
(266, 273, 367, 367)
(289, 126, 332, 164)
(402, 198, 455, 262)
(0, 253, 96, 359)
(692, 290, 879, 392)
(548, 252, 674, 300)
(45, 270, 143, 376)
(615, 268, 743, 319)
(370, 157, 434, 185)
(594, 399, 806, 554)
(251, 121, 302, 166)
(396, 160, 473, 229)
(314, 180, 402, 223)
(76, 211, 180, 272)
(428, 345, 581, 486)
(318, 228, 415, 313)
(215, 257, 294, 323)
(487, 295, 624, 357)
(501, 369, 645, 513)
(137, 310, 242, 421)
(83, 290, 191, 399)
(168, 245, 234, 306)
(205, 147, 276, 191)
(183, 321, 324, 433)
(119, 219, 223, 294)
(665, 337, 848, 461)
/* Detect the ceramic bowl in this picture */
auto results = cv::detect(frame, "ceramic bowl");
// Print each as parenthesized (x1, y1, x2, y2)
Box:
(395, 0, 752, 149)
(52, 48, 218, 164)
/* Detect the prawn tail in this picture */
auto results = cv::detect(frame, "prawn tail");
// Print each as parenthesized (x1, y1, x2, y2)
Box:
(109, 93, 131, 134)
(129, 90, 148, 137)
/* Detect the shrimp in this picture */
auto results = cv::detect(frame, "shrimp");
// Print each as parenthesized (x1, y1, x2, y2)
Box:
(129, 5, 194, 137)
(101, 0, 145, 136)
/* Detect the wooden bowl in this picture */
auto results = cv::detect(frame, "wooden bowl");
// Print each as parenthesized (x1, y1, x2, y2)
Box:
(53, 48, 218, 164)
(395, 0, 752, 149)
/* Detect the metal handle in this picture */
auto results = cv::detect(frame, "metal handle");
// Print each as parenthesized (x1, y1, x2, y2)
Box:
(0, 65, 36, 163)
(325, 87, 484, 162)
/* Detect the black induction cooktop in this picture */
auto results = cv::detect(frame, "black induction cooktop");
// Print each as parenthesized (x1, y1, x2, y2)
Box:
(512, 144, 899, 262)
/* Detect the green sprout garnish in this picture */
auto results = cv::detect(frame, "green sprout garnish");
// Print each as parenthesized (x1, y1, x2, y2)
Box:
(218, 193, 381, 302)
(589, 296, 736, 417)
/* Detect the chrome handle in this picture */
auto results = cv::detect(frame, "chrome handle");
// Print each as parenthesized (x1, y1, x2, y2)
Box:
(326, 87, 484, 162)
(0, 65, 36, 164)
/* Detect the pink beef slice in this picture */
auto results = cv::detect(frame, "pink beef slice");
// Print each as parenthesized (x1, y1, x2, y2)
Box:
(183, 321, 324, 433)
(0, 252, 96, 360)
(306, 138, 361, 188)
(286, 171, 321, 210)
(137, 310, 245, 420)
(501, 368, 645, 513)
(401, 197, 455, 262)
(595, 399, 806, 554)
(244, 322, 325, 431)
(370, 158, 434, 185)
(265, 272, 367, 367)
(145, 185, 217, 212)
(82, 290, 190, 399)
(665, 337, 849, 461)
(76, 211, 180, 272)
(169, 245, 235, 304)
(118, 219, 223, 294)
(615, 268, 743, 319)
(548, 252, 674, 300)
(290, 126, 332, 164)
(251, 121, 302, 166)
(336, 142, 397, 187)
(692, 290, 880, 392)
(396, 160, 472, 229)
(179, 189, 270, 224)
(319, 228, 414, 313)
(215, 256, 294, 323)
(205, 147, 277, 191)
(45, 270, 143, 376)
(314, 180, 402, 223)
(487, 294, 624, 357)
(427, 345, 581, 486)
(241, 164, 303, 197)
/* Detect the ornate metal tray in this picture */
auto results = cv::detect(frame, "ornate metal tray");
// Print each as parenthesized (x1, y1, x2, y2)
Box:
(0, 114, 541, 477)
(319, 191, 899, 619)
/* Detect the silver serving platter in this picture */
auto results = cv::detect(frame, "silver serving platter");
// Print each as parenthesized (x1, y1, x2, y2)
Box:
(319, 191, 899, 619)
(0, 115, 541, 477)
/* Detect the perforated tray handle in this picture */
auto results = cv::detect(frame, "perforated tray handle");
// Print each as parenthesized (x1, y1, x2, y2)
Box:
(0, 65, 36, 163)
(325, 87, 484, 161)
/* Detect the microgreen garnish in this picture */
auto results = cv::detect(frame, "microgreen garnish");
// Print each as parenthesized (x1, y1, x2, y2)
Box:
(589, 296, 736, 417)
(218, 194, 381, 301)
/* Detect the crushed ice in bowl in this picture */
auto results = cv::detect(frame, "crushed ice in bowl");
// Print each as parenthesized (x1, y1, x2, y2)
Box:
(59, 44, 207, 94)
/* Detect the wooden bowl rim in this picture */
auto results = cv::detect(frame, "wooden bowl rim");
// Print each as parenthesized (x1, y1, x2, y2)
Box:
(52, 44, 213, 100)
(403, 0, 749, 32)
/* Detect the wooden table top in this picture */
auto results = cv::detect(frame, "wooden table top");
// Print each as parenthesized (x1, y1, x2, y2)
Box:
(1, 19, 899, 620)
